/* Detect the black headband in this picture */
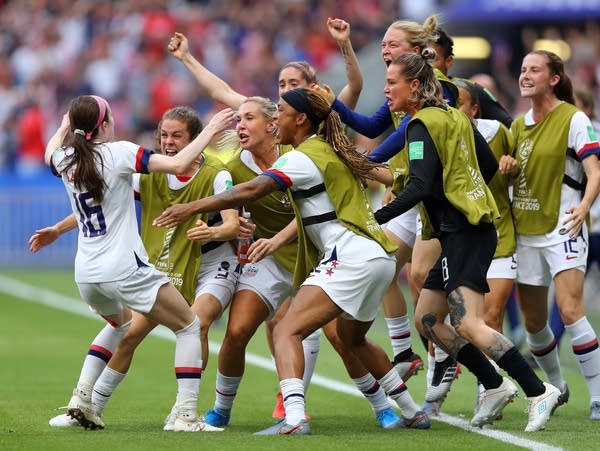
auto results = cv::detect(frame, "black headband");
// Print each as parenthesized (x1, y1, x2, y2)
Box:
(281, 88, 325, 127)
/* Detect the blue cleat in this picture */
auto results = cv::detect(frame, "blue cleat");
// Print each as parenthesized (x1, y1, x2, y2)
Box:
(254, 419, 311, 436)
(375, 408, 403, 429)
(203, 408, 230, 427)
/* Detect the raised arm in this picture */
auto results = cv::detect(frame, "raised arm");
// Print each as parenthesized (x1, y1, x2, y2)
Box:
(327, 18, 363, 110)
(168, 32, 247, 110)
(147, 108, 235, 174)
(45, 114, 70, 165)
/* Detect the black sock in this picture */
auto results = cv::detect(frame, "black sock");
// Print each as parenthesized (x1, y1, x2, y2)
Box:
(497, 347, 545, 397)
(419, 334, 429, 353)
(456, 343, 503, 390)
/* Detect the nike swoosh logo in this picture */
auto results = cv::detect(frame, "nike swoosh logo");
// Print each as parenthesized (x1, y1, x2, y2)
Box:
(566, 255, 578, 260)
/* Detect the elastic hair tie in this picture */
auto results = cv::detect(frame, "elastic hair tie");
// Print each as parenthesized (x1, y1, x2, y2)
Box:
(73, 129, 85, 136)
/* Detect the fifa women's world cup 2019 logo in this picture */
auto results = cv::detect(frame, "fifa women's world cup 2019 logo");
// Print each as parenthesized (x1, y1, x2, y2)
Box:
(512, 139, 540, 211)
(515, 139, 532, 198)
(155, 226, 175, 272)
(460, 135, 485, 201)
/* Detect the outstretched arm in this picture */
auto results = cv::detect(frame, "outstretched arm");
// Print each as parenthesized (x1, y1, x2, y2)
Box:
(153, 175, 279, 228)
(29, 213, 78, 252)
(168, 32, 247, 109)
(327, 18, 363, 110)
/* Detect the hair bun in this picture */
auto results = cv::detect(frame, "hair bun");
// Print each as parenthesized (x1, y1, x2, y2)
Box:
(421, 47, 437, 62)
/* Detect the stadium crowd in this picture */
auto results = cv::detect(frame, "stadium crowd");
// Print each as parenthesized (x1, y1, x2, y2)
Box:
(2, 1, 599, 176)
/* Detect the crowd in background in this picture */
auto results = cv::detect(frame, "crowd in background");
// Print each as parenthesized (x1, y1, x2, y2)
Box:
(0, 0, 599, 176)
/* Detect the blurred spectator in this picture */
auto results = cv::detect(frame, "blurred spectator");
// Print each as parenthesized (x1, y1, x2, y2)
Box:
(15, 100, 45, 176)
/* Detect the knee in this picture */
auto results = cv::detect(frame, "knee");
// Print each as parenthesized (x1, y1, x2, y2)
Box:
(483, 305, 504, 332)
(118, 331, 143, 354)
(450, 316, 479, 343)
(416, 311, 437, 340)
(223, 324, 253, 349)
(558, 302, 584, 325)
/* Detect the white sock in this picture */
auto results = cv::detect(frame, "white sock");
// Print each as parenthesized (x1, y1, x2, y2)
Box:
(527, 325, 564, 389)
(379, 368, 418, 418)
(352, 373, 391, 413)
(280, 378, 305, 426)
(427, 353, 435, 386)
(91, 367, 126, 415)
(565, 317, 600, 401)
(214, 371, 242, 412)
(434, 343, 449, 363)
(174, 316, 202, 414)
(302, 328, 321, 394)
(77, 320, 131, 392)
(385, 315, 411, 356)
(488, 358, 500, 374)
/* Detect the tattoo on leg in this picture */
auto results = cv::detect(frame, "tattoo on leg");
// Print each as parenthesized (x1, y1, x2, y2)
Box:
(485, 331, 514, 360)
(420, 313, 468, 358)
(448, 289, 466, 330)
(421, 313, 437, 342)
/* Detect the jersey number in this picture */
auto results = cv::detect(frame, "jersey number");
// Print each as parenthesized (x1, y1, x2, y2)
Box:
(73, 192, 107, 237)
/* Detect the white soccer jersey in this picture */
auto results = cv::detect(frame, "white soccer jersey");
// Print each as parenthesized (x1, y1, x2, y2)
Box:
(265, 149, 383, 261)
(518, 110, 600, 247)
(52, 141, 154, 282)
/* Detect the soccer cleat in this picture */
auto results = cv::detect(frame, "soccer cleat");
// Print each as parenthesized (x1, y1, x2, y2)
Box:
(173, 414, 224, 432)
(424, 356, 460, 402)
(470, 378, 518, 428)
(272, 391, 285, 420)
(163, 405, 177, 431)
(474, 382, 503, 420)
(375, 408, 402, 429)
(392, 350, 424, 382)
(254, 419, 311, 436)
(271, 391, 310, 421)
(550, 383, 569, 416)
(401, 410, 431, 429)
(525, 382, 560, 432)
(590, 401, 600, 420)
(473, 383, 485, 416)
(49, 413, 80, 427)
(203, 408, 231, 427)
(67, 387, 105, 430)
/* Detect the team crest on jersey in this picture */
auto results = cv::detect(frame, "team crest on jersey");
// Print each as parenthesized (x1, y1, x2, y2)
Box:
(272, 156, 288, 169)
(278, 192, 291, 209)
(409, 141, 424, 160)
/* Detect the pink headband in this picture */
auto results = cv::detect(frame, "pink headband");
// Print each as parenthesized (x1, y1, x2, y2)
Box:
(87, 95, 108, 140)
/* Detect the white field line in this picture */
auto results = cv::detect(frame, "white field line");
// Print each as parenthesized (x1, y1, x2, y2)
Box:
(1, 274, 562, 451)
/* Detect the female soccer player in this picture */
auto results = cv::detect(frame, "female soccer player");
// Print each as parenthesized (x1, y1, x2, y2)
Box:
(41, 95, 234, 431)
(375, 49, 560, 432)
(499, 50, 600, 420)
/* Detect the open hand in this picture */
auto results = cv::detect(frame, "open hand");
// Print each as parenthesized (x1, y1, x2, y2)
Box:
(153, 203, 193, 228)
